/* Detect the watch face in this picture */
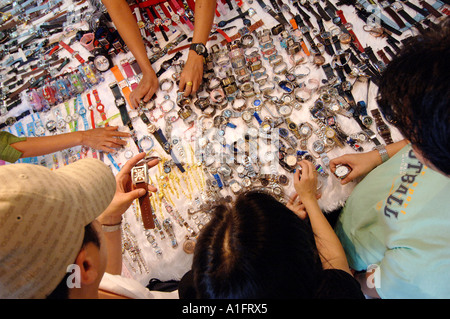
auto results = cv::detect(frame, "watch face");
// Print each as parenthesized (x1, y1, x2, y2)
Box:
(78, 107, 86, 116)
(279, 128, 289, 138)
(132, 166, 147, 184)
(334, 164, 352, 179)
(46, 120, 56, 131)
(242, 111, 252, 122)
(325, 128, 335, 139)
(35, 125, 46, 136)
(279, 105, 292, 116)
(115, 97, 126, 107)
(313, 55, 326, 66)
(299, 124, 311, 136)
(312, 140, 325, 153)
(288, 122, 297, 131)
(94, 54, 111, 72)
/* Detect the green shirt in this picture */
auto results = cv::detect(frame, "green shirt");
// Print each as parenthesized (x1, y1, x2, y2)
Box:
(0, 131, 26, 163)
(336, 144, 450, 298)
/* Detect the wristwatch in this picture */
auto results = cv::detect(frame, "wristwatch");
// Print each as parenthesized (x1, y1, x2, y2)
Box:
(131, 159, 155, 229)
(147, 123, 186, 173)
(334, 164, 352, 180)
(371, 109, 393, 145)
(189, 42, 208, 57)
(110, 82, 131, 127)
(90, 48, 112, 73)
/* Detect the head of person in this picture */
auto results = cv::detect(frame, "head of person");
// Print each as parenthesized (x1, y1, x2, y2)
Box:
(0, 159, 116, 299)
(191, 190, 323, 298)
(376, 18, 450, 176)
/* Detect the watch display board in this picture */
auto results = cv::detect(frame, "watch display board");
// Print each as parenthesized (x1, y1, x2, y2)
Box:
(0, 0, 447, 286)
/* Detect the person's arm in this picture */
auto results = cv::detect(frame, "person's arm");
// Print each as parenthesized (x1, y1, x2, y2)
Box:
(293, 160, 352, 275)
(11, 126, 130, 158)
(330, 139, 409, 185)
(102, 0, 158, 109)
(96, 152, 159, 275)
(178, 0, 216, 96)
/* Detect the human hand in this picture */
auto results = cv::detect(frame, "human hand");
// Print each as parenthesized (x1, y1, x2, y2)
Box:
(98, 152, 159, 224)
(286, 193, 308, 220)
(129, 69, 159, 109)
(178, 52, 205, 96)
(81, 126, 130, 153)
(293, 160, 319, 203)
(329, 151, 380, 185)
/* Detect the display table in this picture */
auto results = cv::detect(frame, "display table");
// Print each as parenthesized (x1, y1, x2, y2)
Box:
(0, 0, 447, 286)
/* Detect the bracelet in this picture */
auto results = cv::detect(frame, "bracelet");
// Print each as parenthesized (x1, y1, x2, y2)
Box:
(101, 218, 123, 233)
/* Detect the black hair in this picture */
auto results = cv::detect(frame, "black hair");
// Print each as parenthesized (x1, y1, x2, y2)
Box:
(46, 223, 101, 299)
(376, 18, 450, 175)
(192, 190, 323, 299)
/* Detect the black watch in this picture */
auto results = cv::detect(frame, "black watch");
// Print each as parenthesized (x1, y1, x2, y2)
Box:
(90, 48, 113, 72)
(189, 43, 208, 57)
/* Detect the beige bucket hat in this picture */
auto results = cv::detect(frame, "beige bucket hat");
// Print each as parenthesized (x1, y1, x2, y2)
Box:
(0, 158, 116, 298)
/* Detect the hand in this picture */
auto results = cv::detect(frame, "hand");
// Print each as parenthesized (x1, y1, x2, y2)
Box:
(129, 69, 159, 109)
(293, 160, 319, 203)
(286, 193, 308, 220)
(98, 152, 159, 225)
(81, 126, 130, 153)
(178, 52, 205, 96)
(329, 151, 380, 185)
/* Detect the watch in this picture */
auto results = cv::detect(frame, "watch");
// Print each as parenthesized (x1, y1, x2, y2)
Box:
(334, 164, 352, 180)
(91, 48, 112, 72)
(371, 109, 393, 145)
(110, 82, 131, 127)
(110, 65, 132, 107)
(147, 124, 186, 173)
(189, 42, 208, 57)
(131, 159, 155, 229)
(285, 118, 301, 139)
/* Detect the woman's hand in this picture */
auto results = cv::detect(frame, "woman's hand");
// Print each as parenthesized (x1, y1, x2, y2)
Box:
(286, 193, 308, 220)
(329, 151, 380, 185)
(293, 160, 319, 202)
(98, 152, 159, 225)
(129, 69, 159, 109)
(81, 126, 130, 153)
(178, 52, 205, 96)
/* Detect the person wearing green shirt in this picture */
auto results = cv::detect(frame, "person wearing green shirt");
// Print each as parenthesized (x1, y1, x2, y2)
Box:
(328, 20, 450, 298)
(0, 126, 130, 163)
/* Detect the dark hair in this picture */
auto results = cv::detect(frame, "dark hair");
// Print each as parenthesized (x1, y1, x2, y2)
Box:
(376, 18, 450, 175)
(46, 223, 101, 299)
(192, 190, 322, 298)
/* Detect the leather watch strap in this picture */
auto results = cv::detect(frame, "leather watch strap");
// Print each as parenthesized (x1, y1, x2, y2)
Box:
(383, 5, 406, 28)
(220, 19, 264, 46)
(59, 40, 85, 64)
(419, 0, 442, 18)
(131, 160, 155, 229)
(135, 182, 155, 229)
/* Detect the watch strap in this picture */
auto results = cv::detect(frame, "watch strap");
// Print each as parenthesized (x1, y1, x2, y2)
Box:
(59, 40, 85, 64)
(383, 5, 406, 28)
(110, 65, 132, 106)
(135, 181, 155, 229)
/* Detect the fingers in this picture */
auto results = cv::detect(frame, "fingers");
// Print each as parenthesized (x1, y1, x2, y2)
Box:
(121, 152, 146, 174)
(143, 89, 156, 103)
(129, 91, 140, 110)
